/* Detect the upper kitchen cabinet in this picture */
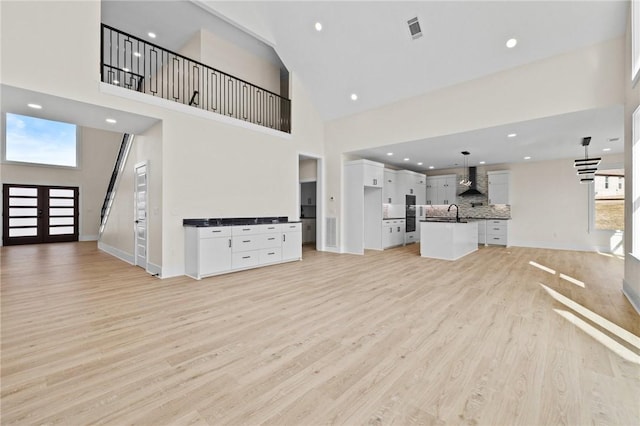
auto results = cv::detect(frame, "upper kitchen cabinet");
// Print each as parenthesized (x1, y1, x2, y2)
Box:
(383, 169, 398, 204)
(300, 182, 316, 206)
(347, 159, 384, 188)
(487, 171, 510, 205)
(426, 175, 457, 205)
(397, 170, 426, 198)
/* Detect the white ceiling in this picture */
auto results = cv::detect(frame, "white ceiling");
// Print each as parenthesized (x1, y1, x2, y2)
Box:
(1, 85, 159, 135)
(3, 1, 627, 171)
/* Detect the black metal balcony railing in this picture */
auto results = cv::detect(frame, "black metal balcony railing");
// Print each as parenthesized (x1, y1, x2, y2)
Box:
(101, 24, 291, 133)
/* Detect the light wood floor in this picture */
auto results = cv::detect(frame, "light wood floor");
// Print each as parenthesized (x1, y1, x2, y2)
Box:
(1, 242, 638, 425)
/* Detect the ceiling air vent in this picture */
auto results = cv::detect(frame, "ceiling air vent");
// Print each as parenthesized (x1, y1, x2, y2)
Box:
(407, 17, 422, 40)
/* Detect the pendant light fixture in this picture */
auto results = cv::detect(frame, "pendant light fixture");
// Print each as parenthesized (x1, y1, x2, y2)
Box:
(574, 137, 600, 183)
(459, 151, 472, 187)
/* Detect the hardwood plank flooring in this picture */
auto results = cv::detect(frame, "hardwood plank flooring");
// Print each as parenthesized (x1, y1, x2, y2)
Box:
(1, 242, 638, 425)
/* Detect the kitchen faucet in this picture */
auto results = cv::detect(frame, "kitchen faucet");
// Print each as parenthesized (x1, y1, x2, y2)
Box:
(448, 203, 460, 222)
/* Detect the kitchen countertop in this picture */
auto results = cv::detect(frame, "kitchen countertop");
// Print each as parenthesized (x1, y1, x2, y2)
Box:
(183, 217, 300, 227)
(424, 216, 511, 221)
(383, 217, 405, 220)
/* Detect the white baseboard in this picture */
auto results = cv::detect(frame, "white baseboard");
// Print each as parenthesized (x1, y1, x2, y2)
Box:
(322, 246, 342, 254)
(98, 241, 134, 265)
(508, 240, 610, 253)
(80, 235, 98, 242)
(622, 280, 640, 315)
(147, 262, 162, 277)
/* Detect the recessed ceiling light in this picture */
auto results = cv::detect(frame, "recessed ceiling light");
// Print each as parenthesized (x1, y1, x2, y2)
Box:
(27, 103, 42, 109)
(105, 118, 117, 124)
(479, 161, 486, 165)
(417, 162, 423, 166)
(428, 166, 435, 169)
(315, 22, 322, 31)
(506, 38, 517, 48)
(507, 133, 517, 138)
(404, 158, 410, 161)
(603, 148, 611, 152)
(387, 152, 393, 156)
(148, 32, 156, 39)
(134, 52, 142, 57)
(350, 93, 358, 101)
(524, 156, 531, 160)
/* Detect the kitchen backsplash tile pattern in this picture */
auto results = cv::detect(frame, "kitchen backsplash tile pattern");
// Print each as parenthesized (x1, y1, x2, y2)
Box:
(426, 171, 511, 219)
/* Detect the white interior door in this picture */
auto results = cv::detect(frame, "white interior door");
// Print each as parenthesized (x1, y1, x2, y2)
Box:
(134, 163, 148, 268)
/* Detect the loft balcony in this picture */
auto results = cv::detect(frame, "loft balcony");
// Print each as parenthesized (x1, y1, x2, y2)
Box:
(100, 24, 291, 133)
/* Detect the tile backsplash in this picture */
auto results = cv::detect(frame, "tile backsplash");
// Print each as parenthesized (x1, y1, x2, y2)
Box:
(426, 170, 511, 219)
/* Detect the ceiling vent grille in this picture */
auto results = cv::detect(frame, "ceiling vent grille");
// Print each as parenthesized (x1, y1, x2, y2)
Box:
(407, 17, 422, 40)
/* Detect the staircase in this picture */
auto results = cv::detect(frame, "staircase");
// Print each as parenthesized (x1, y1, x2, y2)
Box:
(99, 133, 134, 236)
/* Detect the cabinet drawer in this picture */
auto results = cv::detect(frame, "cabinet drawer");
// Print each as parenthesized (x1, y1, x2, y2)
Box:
(232, 251, 260, 269)
(486, 235, 507, 245)
(487, 220, 507, 227)
(259, 247, 282, 264)
(259, 224, 281, 233)
(232, 225, 260, 235)
(259, 233, 281, 249)
(232, 235, 260, 252)
(281, 223, 301, 232)
(198, 227, 231, 238)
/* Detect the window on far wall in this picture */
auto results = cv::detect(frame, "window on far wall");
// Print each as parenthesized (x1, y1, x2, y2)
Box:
(4, 113, 77, 167)
(593, 169, 625, 231)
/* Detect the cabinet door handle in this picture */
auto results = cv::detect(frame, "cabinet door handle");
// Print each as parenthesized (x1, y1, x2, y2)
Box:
(228, 239, 231, 248)
(389, 228, 392, 233)
(373, 178, 377, 185)
(268, 237, 276, 241)
(212, 229, 222, 233)
(243, 240, 251, 243)
(283, 234, 286, 242)
(397, 227, 401, 232)
(242, 228, 251, 231)
(242, 256, 251, 259)
(268, 252, 275, 255)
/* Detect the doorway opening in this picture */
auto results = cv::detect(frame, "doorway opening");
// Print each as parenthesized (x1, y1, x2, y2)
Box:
(299, 154, 322, 251)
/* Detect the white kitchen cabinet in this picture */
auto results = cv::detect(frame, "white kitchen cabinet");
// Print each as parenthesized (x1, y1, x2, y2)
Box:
(184, 222, 301, 279)
(397, 170, 426, 198)
(486, 219, 509, 246)
(185, 227, 232, 279)
(416, 183, 426, 205)
(346, 159, 384, 187)
(345, 160, 384, 254)
(476, 220, 487, 245)
(282, 222, 302, 261)
(383, 169, 398, 204)
(488, 171, 510, 205)
(382, 219, 405, 249)
(425, 174, 457, 205)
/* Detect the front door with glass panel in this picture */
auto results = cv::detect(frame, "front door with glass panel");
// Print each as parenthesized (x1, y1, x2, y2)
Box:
(2, 184, 79, 246)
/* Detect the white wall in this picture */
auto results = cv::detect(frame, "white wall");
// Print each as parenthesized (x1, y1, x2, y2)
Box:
(1, 126, 122, 241)
(623, 6, 640, 313)
(299, 159, 317, 181)
(324, 37, 625, 252)
(0, 1, 325, 278)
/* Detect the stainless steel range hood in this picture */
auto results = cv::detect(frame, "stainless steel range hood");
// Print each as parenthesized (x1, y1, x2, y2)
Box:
(458, 167, 484, 197)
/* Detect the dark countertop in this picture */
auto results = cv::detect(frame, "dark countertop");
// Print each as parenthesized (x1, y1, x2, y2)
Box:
(383, 217, 405, 220)
(184, 217, 300, 227)
(425, 216, 511, 221)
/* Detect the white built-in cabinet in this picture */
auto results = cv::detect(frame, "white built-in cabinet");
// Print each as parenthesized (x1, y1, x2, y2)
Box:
(382, 219, 405, 249)
(425, 175, 457, 205)
(397, 170, 427, 200)
(345, 160, 384, 254)
(486, 219, 509, 246)
(185, 223, 301, 279)
(487, 171, 510, 205)
(383, 169, 398, 204)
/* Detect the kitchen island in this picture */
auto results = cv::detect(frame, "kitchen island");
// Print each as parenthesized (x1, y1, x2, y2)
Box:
(420, 219, 478, 260)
